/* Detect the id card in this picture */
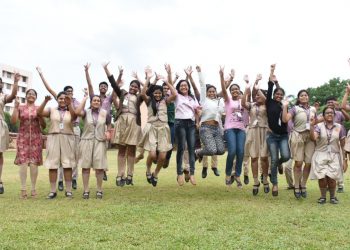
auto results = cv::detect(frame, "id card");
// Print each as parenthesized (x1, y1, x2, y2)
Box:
(123, 98, 129, 107)
(252, 120, 258, 126)
(236, 112, 242, 118)
(59, 122, 64, 130)
(305, 123, 310, 130)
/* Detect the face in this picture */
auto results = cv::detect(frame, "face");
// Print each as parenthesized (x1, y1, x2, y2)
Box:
(99, 84, 108, 94)
(230, 85, 240, 98)
(162, 85, 169, 96)
(91, 96, 101, 109)
(129, 83, 139, 95)
(324, 108, 335, 122)
(326, 100, 335, 109)
(179, 82, 189, 95)
(273, 89, 284, 102)
(255, 91, 265, 104)
(57, 94, 66, 108)
(26, 90, 37, 103)
(206, 87, 217, 99)
(153, 89, 163, 101)
(298, 91, 309, 104)
(65, 88, 73, 98)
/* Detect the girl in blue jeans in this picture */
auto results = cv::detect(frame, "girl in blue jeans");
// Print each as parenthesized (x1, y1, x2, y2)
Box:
(220, 67, 246, 188)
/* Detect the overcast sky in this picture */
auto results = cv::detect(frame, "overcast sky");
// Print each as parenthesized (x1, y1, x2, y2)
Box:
(1, 0, 350, 102)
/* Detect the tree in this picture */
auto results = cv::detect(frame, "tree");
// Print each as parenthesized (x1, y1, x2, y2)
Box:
(4, 112, 19, 133)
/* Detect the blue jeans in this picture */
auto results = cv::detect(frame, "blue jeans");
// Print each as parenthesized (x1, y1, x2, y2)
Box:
(224, 128, 246, 177)
(166, 122, 175, 160)
(266, 132, 290, 185)
(175, 119, 196, 175)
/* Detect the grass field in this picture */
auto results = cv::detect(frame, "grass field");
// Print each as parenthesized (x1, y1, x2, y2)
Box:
(0, 150, 349, 249)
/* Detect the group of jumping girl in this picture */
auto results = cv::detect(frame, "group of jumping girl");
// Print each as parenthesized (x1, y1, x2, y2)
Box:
(0, 61, 349, 205)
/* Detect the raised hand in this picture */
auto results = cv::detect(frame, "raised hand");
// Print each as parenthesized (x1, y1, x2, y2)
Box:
(118, 65, 124, 75)
(84, 63, 91, 72)
(145, 66, 153, 79)
(102, 62, 110, 70)
(64, 95, 72, 106)
(164, 64, 171, 74)
(14, 73, 21, 83)
(184, 66, 193, 76)
(131, 71, 138, 79)
(196, 65, 201, 72)
(282, 98, 289, 107)
(219, 66, 225, 76)
(36, 67, 43, 75)
(271, 64, 276, 71)
(14, 97, 20, 108)
(82, 88, 88, 97)
(44, 95, 52, 102)
(229, 69, 235, 80)
(256, 73, 262, 81)
(175, 72, 180, 79)
(243, 74, 249, 83)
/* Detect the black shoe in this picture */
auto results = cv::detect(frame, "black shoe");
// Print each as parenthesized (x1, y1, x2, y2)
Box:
(212, 168, 220, 176)
(263, 183, 270, 193)
(103, 171, 108, 181)
(300, 186, 307, 198)
(252, 183, 260, 196)
(146, 172, 152, 184)
(337, 187, 344, 193)
(183, 169, 190, 183)
(230, 175, 235, 184)
(82, 191, 90, 199)
(116, 177, 126, 187)
(330, 197, 339, 204)
(58, 181, 64, 192)
(47, 192, 57, 199)
(287, 186, 294, 190)
(72, 179, 77, 190)
(278, 165, 283, 175)
(294, 188, 301, 199)
(272, 185, 278, 197)
(318, 197, 326, 204)
(0, 182, 4, 194)
(65, 191, 73, 198)
(96, 191, 103, 199)
(151, 173, 158, 187)
(244, 175, 249, 185)
(126, 175, 134, 185)
(260, 174, 263, 183)
(202, 168, 208, 179)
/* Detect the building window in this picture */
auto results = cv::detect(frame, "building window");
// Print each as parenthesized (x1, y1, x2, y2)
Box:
(6, 72, 12, 78)
(21, 98, 25, 103)
(5, 106, 10, 112)
(6, 83, 11, 90)
(2, 71, 5, 77)
(21, 87, 26, 93)
(22, 76, 27, 82)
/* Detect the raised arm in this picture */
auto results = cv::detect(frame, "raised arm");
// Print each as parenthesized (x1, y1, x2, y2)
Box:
(5, 73, 19, 103)
(103, 62, 122, 97)
(75, 89, 89, 117)
(252, 74, 262, 102)
(220, 66, 229, 102)
(65, 95, 77, 121)
(341, 84, 350, 111)
(196, 66, 206, 103)
(309, 117, 318, 141)
(282, 99, 292, 123)
(10, 97, 20, 124)
(36, 67, 57, 99)
(84, 63, 95, 99)
(140, 69, 153, 104)
(217, 68, 234, 97)
(131, 71, 145, 87)
(242, 81, 251, 110)
(37, 96, 52, 118)
(185, 66, 200, 101)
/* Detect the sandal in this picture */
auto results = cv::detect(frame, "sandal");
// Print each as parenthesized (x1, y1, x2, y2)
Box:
(82, 191, 90, 199)
(47, 192, 57, 199)
(330, 197, 339, 204)
(318, 197, 326, 204)
(294, 187, 301, 199)
(20, 190, 28, 199)
(177, 175, 184, 186)
(116, 176, 126, 187)
(65, 191, 73, 198)
(300, 186, 307, 198)
(146, 172, 152, 184)
(126, 175, 134, 186)
(252, 182, 260, 196)
(235, 176, 242, 189)
(151, 173, 158, 187)
(96, 191, 103, 199)
(31, 190, 37, 198)
(263, 183, 270, 193)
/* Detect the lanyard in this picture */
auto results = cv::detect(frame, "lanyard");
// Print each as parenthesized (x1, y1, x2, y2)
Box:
(300, 105, 311, 122)
(325, 123, 335, 145)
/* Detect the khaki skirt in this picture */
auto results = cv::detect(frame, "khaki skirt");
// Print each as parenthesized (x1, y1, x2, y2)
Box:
(78, 139, 107, 170)
(0, 120, 9, 152)
(310, 151, 343, 181)
(139, 121, 172, 152)
(44, 133, 76, 169)
(289, 130, 315, 163)
(113, 113, 141, 146)
(344, 130, 350, 152)
(245, 126, 269, 158)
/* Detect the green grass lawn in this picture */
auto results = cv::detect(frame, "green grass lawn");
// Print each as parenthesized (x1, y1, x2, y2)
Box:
(0, 150, 349, 249)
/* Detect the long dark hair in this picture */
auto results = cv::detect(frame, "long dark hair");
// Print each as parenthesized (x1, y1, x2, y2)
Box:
(295, 89, 309, 106)
(176, 80, 195, 100)
(149, 85, 164, 116)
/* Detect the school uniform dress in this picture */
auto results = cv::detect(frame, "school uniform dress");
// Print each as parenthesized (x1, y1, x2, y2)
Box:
(78, 109, 108, 170)
(44, 108, 75, 169)
(0, 94, 9, 152)
(139, 100, 172, 152)
(14, 105, 43, 166)
(245, 103, 269, 158)
(310, 123, 345, 181)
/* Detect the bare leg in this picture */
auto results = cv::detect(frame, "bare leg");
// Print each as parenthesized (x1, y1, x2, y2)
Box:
(63, 168, 73, 192)
(49, 169, 58, 193)
(82, 168, 90, 193)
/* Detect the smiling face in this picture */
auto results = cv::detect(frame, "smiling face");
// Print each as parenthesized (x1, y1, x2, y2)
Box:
(57, 94, 66, 108)
(129, 82, 139, 95)
(65, 88, 73, 98)
(26, 89, 37, 104)
(99, 83, 108, 95)
(206, 86, 217, 99)
(230, 84, 240, 99)
(323, 107, 335, 123)
(273, 89, 284, 102)
(298, 91, 309, 105)
(91, 96, 101, 109)
(255, 91, 265, 104)
(162, 84, 169, 96)
(179, 81, 189, 96)
(153, 89, 163, 101)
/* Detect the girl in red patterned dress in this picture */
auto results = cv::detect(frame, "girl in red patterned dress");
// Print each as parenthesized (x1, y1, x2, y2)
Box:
(11, 89, 45, 199)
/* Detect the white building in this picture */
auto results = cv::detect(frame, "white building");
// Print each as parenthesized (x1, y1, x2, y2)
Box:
(0, 63, 32, 114)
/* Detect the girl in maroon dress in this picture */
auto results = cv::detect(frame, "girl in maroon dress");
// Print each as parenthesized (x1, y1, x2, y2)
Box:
(11, 89, 45, 199)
